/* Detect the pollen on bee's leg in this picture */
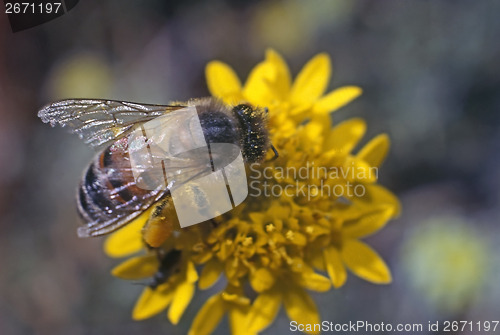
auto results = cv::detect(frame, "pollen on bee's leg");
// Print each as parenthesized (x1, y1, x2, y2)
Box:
(142, 218, 174, 248)
(142, 199, 178, 248)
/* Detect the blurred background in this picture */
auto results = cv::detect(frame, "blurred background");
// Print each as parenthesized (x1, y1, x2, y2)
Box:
(1, 0, 500, 334)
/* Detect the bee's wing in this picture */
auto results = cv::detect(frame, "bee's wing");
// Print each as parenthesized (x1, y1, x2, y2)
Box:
(79, 144, 243, 237)
(38, 99, 185, 148)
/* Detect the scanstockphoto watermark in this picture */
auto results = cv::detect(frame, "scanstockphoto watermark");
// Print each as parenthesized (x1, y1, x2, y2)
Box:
(290, 320, 425, 333)
(248, 161, 378, 200)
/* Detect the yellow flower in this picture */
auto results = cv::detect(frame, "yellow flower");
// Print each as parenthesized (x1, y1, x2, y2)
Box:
(206, 49, 399, 287)
(401, 216, 489, 315)
(104, 50, 400, 335)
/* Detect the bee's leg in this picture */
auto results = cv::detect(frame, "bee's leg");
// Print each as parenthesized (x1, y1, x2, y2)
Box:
(265, 144, 279, 162)
(142, 196, 177, 248)
(271, 144, 279, 159)
(153, 245, 166, 261)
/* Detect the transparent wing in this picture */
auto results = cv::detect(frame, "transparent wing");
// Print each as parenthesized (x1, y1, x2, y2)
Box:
(38, 99, 184, 148)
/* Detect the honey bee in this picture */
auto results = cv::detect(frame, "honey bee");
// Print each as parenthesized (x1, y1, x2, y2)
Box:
(38, 97, 275, 248)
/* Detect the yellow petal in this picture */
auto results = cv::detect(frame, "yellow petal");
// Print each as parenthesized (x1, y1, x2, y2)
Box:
(313, 86, 362, 115)
(267, 201, 291, 220)
(324, 118, 366, 154)
(250, 267, 276, 293)
(310, 113, 333, 137)
(323, 246, 347, 288)
(249, 212, 265, 224)
(308, 248, 326, 271)
(354, 184, 401, 217)
(132, 286, 174, 320)
(341, 239, 392, 284)
(342, 207, 394, 239)
(230, 305, 257, 335)
(186, 261, 199, 283)
(289, 102, 312, 117)
(199, 258, 224, 289)
(296, 271, 331, 292)
(357, 133, 390, 167)
(221, 291, 250, 306)
(188, 294, 226, 335)
(242, 61, 276, 105)
(205, 61, 243, 103)
(282, 284, 321, 334)
(111, 254, 159, 279)
(265, 49, 291, 99)
(330, 204, 365, 221)
(246, 288, 282, 333)
(168, 281, 195, 325)
(104, 209, 152, 257)
(304, 119, 324, 140)
(342, 156, 378, 183)
(290, 53, 331, 106)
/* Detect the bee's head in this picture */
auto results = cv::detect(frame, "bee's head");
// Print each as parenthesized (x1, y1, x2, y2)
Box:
(194, 98, 271, 163)
(231, 103, 270, 163)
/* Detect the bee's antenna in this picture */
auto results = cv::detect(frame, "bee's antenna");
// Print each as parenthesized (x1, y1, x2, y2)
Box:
(133, 281, 163, 289)
(132, 282, 148, 287)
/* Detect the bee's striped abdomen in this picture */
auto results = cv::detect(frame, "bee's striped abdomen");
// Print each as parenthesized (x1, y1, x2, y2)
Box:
(77, 144, 154, 228)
